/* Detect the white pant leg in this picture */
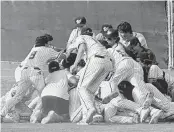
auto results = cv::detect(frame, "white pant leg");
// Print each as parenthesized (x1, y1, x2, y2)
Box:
(15, 66, 22, 82)
(78, 56, 112, 111)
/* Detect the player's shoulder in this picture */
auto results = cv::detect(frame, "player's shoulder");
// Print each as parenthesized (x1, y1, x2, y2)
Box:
(133, 32, 145, 39)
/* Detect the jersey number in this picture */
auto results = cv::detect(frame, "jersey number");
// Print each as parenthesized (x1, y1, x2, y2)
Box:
(29, 51, 37, 59)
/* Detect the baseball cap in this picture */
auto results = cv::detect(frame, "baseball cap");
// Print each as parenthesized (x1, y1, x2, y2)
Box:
(104, 29, 119, 40)
(48, 61, 60, 73)
(101, 24, 113, 33)
(75, 17, 86, 27)
(81, 27, 93, 35)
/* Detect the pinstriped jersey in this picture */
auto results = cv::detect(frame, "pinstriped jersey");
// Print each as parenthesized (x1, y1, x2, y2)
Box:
(21, 46, 59, 71)
(107, 44, 131, 69)
(72, 35, 108, 58)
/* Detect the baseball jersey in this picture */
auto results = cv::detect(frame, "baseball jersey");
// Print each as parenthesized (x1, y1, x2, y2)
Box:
(96, 33, 106, 41)
(107, 44, 131, 69)
(148, 65, 174, 88)
(67, 28, 82, 48)
(21, 46, 59, 71)
(71, 35, 108, 59)
(119, 32, 148, 48)
(41, 69, 73, 100)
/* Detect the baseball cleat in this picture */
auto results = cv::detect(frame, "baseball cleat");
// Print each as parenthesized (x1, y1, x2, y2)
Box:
(140, 108, 150, 123)
(142, 92, 154, 109)
(149, 110, 163, 124)
(85, 108, 96, 124)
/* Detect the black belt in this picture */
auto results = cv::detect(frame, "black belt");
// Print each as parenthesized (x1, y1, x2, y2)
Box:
(95, 55, 112, 62)
(19, 65, 40, 70)
(95, 55, 105, 58)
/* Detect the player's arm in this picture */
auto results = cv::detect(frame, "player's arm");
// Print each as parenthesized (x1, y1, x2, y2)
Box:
(138, 35, 148, 48)
(74, 43, 86, 67)
(67, 29, 76, 48)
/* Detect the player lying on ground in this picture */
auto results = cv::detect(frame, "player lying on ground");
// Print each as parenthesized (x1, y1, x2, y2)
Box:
(0, 34, 64, 121)
(30, 53, 77, 124)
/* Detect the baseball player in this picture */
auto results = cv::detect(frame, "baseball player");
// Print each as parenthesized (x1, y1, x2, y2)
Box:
(117, 21, 148, 48)
(67, 27, 113, 124)
(1, 34, 62, 119)
(103, 29, 166, 123)
(125, 37, 157, 65)
(139, 52, 174, 101)
(96, 24, 113, 41)
(66, 16, 87, 51)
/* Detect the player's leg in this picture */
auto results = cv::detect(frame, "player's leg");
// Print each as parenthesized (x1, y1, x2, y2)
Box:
(69, 88, 83, 123)
(104, 102, 139, 124)
(77, 56, 112, 124)
(15, 66, 22, 82)
(29, 69, 45, 95)
(1, 79, 32, 117)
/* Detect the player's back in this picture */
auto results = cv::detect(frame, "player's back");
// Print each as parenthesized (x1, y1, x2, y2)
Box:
(42, 70, 72, 100)
(107, 46, 130, 68)
(21, 46, 58, 71)
(79, 35, 108, 58)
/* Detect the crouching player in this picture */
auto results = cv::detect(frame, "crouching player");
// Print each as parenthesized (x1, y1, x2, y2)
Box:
(30, 53, 77, 124)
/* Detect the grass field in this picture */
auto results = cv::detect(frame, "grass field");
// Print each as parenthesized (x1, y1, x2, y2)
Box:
(1, 62, 174, 132)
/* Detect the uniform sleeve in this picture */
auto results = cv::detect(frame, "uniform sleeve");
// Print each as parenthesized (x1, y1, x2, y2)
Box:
(65, 70, 73, 80)
(67, 29, 77, 47)
(148, 65, 163, 79)
(138, 34, 148, 48)
(96, 33, 104, 41)
(48, 48, 60, 58)
(74, 36, 86, 49)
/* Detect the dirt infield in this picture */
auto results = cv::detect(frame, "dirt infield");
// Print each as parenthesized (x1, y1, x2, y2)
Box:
(1, 122, 174, 132)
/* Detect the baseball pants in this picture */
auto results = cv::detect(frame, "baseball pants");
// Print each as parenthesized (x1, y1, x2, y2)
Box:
(109, 58, 153, 106)
(77, 55, 112, 118)
(1, 67, 45, 116)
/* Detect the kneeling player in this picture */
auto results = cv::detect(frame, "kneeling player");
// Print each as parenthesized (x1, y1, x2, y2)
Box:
(30, 53, 77, 124)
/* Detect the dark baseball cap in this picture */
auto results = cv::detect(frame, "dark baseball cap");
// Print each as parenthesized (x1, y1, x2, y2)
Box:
(75, 17, 86, 27)
(81, 27, 92, 35)
(104, 29, 119, 40)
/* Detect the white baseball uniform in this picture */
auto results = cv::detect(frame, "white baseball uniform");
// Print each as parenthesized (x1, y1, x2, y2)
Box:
(95, 33, 106, 41)
(1, 46, 60, 116)
(107, 44, 154, 106)
(67, 28, 82, 50)
(69, 35, 113, 120)
(148, 65, 174, 92)
(119, 32, 148, 48)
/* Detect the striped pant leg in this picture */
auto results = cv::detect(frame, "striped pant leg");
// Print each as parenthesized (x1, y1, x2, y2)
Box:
(77, 57, 112, 111)
(146, 83, 173, 112)
(109, 59, 133, 93)
(110, 96, 142, 114)
(1, 79, 32, 116)
(127, 60, 151, 105)
(104, 102, 136, 124)
(29, 69, 45, 95)
(69, 88, 82, 123)
(15, 66, 22, 82)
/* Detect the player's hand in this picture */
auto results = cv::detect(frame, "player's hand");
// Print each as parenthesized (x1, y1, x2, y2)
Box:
(70, 64, 78, 74)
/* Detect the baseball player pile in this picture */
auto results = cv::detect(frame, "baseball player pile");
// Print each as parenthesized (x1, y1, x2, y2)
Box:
(1, 17, 174, 126)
